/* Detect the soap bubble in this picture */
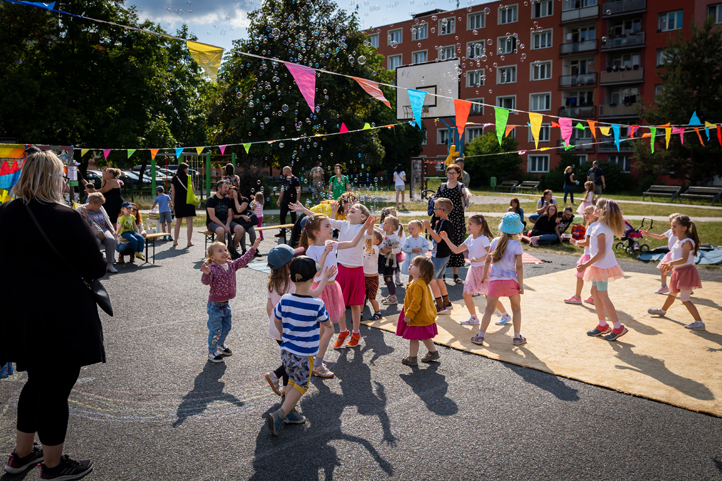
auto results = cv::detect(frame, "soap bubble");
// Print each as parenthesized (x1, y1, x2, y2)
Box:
(282, 104, 289, 112)
(484, 7, 490, 14)
(236, 92, 241, 98)
(257, 180, 262, 185)
(500, 55, 505, 61)
(391, 40, 398, 48)
(348, 55, 355, 64)
(486, 39, 492, 45)
(601, 36, 608, 44)
(472, 29, 478, 35)
(606, 9, 611, 15)
(358, 55, 367, 64)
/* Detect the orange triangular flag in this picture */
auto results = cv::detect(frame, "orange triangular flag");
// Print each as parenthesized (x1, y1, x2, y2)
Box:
(352, 77, 391, 108)
(150, 149, 159, 160)
(453, 99, 473, 140)
(587, 120, 597, 141)
(504, 125, 515, 137)
(551, 121, 560, 128)
(693, 128, 705, 146)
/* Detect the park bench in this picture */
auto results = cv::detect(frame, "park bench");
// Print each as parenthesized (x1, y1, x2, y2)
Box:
(679, 186, 722, 206)
(642, 185, 682, 203)
(513, 181, 541, 194)
(495, 180, 518, 192)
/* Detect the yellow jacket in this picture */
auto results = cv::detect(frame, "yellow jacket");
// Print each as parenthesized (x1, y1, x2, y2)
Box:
(403, 279, 437, 327)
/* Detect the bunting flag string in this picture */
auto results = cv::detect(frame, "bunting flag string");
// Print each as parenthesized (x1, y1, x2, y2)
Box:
(353, 77, 391, 108)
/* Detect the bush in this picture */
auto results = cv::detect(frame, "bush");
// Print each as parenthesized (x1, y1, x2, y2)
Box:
(464, 132, 523, 187)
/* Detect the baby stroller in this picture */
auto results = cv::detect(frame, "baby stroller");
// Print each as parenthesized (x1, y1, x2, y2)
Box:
(615, 218, 653, 255)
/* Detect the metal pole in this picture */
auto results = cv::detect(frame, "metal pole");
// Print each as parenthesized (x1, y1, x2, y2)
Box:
(205, 153, 211, 199)
(151, 155, 156, 195)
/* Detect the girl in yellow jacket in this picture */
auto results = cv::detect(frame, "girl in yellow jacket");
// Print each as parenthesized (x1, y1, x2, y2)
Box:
(396, 256, 440, 366)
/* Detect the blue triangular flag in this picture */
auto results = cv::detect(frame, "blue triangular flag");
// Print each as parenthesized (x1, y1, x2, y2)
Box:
(407, 89, 427, 130)
(689, 111, 701, 126)
(175, 147, 184, 159)
(612, 125, 621, 152)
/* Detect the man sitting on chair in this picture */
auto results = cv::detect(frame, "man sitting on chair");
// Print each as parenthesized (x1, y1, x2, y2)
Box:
(206, 180, 244, 260)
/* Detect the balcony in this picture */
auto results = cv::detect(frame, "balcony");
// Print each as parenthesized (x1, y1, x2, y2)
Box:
(559, 72, 597, 88)
(598, 140, 634, 152)
(602, 0, 646, 17)
(601, 32, 645, 50)
(599, 104, 638, 117)
(560, 39, 598, 56)
(558, 105, 596, 119)
(559, 139, 596, 151)
(600, 67, 643, 84)
(561, 5, 599, 23)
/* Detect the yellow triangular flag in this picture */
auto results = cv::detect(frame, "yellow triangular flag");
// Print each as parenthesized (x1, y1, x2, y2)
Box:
(363, 123, 371, 130)
(81, 149, 89, 157)
(705, 121, 716, 128)
(599, 126, 611, 137)
(528, 113, 543, 149)
(665, 128, 672, 149)
(187, 40, 224, 82)
(196, 147, 204, 155)
(539, 147, 551, 151)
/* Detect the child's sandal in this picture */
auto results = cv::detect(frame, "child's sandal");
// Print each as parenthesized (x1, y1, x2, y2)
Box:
(401, 356, 418, 366)
(454, 275, 464, 284)
(421, 351, 440, 363)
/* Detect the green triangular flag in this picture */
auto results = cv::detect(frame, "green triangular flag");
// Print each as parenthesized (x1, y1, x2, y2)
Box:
(363, 123, 371, 130)
(494, 107, 509, 146)
(243, 143, 251, 154)
(650, 127, 657, 154)
(127, 149, 136, 158)
(565, 143, 575, 151)
(575, 123, 585, 130)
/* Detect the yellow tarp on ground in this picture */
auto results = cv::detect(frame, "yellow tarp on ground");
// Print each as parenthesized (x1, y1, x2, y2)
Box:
(362, 269, 722, 417)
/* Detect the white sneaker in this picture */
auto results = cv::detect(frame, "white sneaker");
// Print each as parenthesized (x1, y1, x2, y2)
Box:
(382, 296, 398, 305)
(685, 321, 705, 330)
(495, 313, 512, 326)
(647, 308, 667, 316)
(460, 317, 479, 325)
(107, 265, 118, 273)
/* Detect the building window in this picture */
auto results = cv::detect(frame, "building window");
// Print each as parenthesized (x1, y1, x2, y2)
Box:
(388, 54, 402, 70)
(437, 129, 449, 145)
(440, 17, 456, 35)
(499, 4, 518, 24)
(654, 84, 664, 101)
(438, 45, 455, 60)
(388, 29, 402, 45)
(412, 24, 428, 40)
(532, 30, 552, 49)
(467, 41, 485, 58)
(530, 93, 551, 111)
(466, 69, 485, 87)
(564, 0, 597, 8)
(497, 66, 517, 84)
(412, 50, 428, 64)
(498, 36, 517, 54)
(709, 4, 722, 24)
(468, 12, 486, 30)
(609, 52, 641, 68)
(368, 34, 379, 48)
(609, 155, 631, 173)
(466, 127, 484, 143)
(577, 154, 588, 164)
(421, 130, 427, 145)
(528, 124, 551, 142)
(497, 96, 516, 110)
(659, 11, 683, 32)
(531, 61, 552, 80)
(532, 0, 553, 18)
(656, 48, 669, 67)
(528, 155, 550, 173)
(468, 98, 484, 115)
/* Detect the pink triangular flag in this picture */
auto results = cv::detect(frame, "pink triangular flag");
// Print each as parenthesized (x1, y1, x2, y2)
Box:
(285, 63, 316, 112)
(454, 99, 473, 140)
(219, 145, 227, 155)
(352, 77, 391, 108)
(672, 127, 685, 145)
(340, 123, 349, 133)
(103, 149, 111, 160)
(559, 118, 573, 146)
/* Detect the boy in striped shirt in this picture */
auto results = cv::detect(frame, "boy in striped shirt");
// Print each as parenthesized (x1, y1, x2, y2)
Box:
(267, 256, 330, 436)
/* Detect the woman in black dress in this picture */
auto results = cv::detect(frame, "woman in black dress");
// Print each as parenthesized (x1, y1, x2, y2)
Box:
(435, 164, 469, 284)
(98, 168, 124, 224)
(171, 163, 196, 247)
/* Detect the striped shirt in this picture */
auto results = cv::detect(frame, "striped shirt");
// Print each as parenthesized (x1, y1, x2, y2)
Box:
(273, 293, 330, 356)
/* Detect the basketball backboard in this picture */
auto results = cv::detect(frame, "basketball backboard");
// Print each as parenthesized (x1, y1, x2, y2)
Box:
(396, 59, 460, 121)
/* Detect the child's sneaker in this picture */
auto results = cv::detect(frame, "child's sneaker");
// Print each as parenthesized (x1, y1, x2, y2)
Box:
(513, 335, 527, 346)
(346, 332, 361, 348)
(39, 455, 93, 480)
(333, 330, 350, 349)
(135, 252, 145, 260)
(495, 313, 512, 326)
(584, 296, 595, 305)
(437, 305, 450, 315)
(604, 326, 628, 341)
(461, 316, 479, 325)
(284, 408, 306, 424)
(655, 285, 669, 294)
(587, 324, 612, 337)
(382, 295, 398, 305)
(395, 278, 403, 286)
(647, 308, 667, 316)
(208, 351, 224, 363)
(218, 344, 233, 357)
(470, 333, 485, 345)
(445, 303, 453, 310)
(369, 312, 383, 321)
(564, 295, 582, 305)
(5, 444, 43, 474)
(312, 363, 335, 378)
(685, 321, 706, 330)
(266, 408, 286, 436)
(264, 372, 282, 396)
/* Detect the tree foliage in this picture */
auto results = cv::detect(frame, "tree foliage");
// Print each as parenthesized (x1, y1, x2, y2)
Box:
(463, 132, 522, 187)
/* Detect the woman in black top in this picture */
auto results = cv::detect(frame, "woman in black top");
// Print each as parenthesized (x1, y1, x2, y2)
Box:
(171, 163, 196, 247)
(98, 167, 124, 224)
(525, 203, 561, 246)
(0, 149, 106, 478)
(563, 166, 577, 205)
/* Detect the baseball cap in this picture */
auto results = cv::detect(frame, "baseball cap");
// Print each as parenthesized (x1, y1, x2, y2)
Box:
(121, 201, 132, 208)
(267, 244, 295, 270)
(290, 256, 319, 283)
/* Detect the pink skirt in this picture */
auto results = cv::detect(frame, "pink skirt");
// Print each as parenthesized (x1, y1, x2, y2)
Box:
(656, 251, 673, 271)
(337, 264, 366, 306)
(583, 264, 625, 283)
(464, 265, 489, 295)
(577, 200, 593, 215)
(669, 265, 703, 294)
(575, 253, 591, 279)
(487, 279, 520, 298)
(312, 280, 344, 323)
(396, 308, 439, 340)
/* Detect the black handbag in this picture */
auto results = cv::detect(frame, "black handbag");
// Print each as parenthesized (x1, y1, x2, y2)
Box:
(25, 203, 113, 316)
(238, 210, 259, 230)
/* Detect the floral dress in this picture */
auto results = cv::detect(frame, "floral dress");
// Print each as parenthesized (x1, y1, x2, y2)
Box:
(435, 182, 467, 268)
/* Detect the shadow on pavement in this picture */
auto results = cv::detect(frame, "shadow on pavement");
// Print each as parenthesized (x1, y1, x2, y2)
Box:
(398, 362, 459, 416)
(171, 363, 244, 427)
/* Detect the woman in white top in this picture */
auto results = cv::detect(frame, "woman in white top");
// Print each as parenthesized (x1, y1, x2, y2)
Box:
(393, 164, 406, 211)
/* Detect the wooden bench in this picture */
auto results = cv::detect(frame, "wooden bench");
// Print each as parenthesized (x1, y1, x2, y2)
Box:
(679, 186, 722, 206)
(144, 232, 171, 264)
(513, 181, 541, 194)
(642, 185, 682, 203)
(495, 180, 518, 192)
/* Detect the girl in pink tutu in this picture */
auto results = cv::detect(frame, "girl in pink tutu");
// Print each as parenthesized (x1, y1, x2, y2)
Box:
(299, 213, 374, 377)
(397, 256, 440, 365)
(565, 205, 598, 305)
(439, 214, 511, 326)
(640, 213, 680, 294)
(576, 181, 595, 220)
(577, 198, 627, 341)
(647, 215, 705, 330)
(470, 212, 526, 346)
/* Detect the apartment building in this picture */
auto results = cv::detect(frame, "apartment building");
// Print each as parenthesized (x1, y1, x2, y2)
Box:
(367, 0, 722, 177)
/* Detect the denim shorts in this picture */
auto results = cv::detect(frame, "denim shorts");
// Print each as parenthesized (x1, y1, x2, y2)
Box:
(431, 257, 449, 279)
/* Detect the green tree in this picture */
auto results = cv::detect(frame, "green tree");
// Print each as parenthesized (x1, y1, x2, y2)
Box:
(632, 16, 722, 185)
(463, 132, 522, 187)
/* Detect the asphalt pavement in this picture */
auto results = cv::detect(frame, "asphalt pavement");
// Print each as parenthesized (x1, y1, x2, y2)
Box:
(1, 235, 722, 480)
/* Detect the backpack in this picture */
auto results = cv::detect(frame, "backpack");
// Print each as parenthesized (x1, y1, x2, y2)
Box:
(427, 194, 436, 216)
(588, 168, 596, 183)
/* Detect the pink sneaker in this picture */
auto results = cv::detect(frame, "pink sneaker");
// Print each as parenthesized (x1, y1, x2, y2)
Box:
(530, 237, 539, 247)
(564, 295, 582, 305)
(584, 296, 595, 304)
(655, 285, 669, 294)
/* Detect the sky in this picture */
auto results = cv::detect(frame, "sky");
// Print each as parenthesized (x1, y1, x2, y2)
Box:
(130, 0, 496, 52)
